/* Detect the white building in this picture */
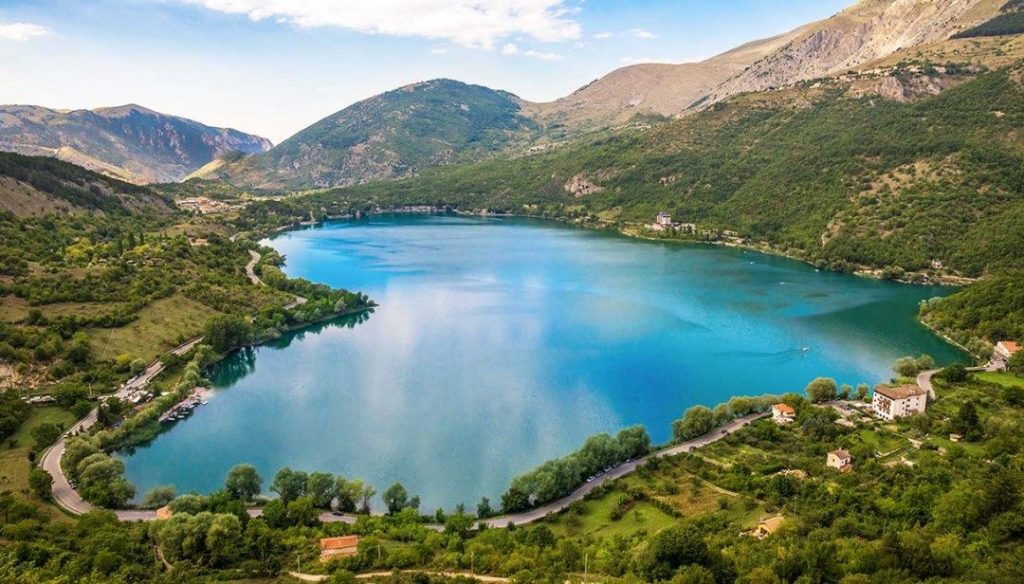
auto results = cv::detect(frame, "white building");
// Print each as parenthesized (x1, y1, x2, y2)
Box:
(772, 403, 796, 424)
(994, 341, 1020, 366)
(871, 384, 928, 420)
(656, 212, 673, 227)
(826, 449, 853, 472)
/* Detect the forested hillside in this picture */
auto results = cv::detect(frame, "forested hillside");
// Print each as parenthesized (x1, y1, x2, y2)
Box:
(329, 65, 1024, 280)
(0, 152, 173, 216)
(206, 80, 539, 190)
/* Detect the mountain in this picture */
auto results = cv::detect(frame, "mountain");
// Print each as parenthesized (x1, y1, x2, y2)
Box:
(326, 62, 1024, 281)
(0, 104, 272, 184)
(524, 32, 805, 131)
(704, 0, 1006, 103)
(200, 79, 539, 190)
(533, 0, 1007, 128)
(0, 151, 174, 216)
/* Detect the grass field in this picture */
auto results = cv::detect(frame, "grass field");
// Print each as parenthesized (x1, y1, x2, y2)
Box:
(86, 294, 220, 362)
(0, 406, 75, 493)
(0, 295, 129, 323)
(547, 493, 677, 539)
(975, 371, 1024, 389)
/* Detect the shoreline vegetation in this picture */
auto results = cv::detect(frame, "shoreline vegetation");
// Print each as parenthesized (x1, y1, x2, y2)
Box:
(41, 206, 976, 518)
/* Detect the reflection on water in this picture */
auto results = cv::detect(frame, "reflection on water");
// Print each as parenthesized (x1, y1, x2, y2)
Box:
(121, 215, 965, 510)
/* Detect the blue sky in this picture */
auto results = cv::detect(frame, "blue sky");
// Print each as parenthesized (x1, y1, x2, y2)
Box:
(1, 0, 850, 142)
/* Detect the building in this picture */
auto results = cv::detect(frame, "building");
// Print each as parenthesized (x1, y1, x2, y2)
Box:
(872, 384, 928, 420)
(827, 449, 853, 472)
(994, 341, 1020, 368)
(746, 515, 785, 540)
(320, 535, 359, 561)
(656, 212, 673, 227)
(772, 403, 796, 424)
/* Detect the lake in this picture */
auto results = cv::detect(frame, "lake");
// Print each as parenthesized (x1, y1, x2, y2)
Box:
(121, 215, 963, 510)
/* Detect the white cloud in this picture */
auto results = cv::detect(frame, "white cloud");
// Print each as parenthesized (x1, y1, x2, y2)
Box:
(592, 31, 614, 40)
(430, 46, 448, 54)
(182, 0, 581, 50)
(627, 28, 657, 39)
(0, 22, 51, 42)
(524, 49, 562, 61)
(501, 43, 519, 55)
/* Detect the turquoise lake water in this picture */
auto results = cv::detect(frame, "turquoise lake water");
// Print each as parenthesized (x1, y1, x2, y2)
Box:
(121, 215, 964, 510)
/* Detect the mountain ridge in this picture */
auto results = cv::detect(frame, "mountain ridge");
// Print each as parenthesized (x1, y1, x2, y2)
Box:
(0, 104, 272, 184)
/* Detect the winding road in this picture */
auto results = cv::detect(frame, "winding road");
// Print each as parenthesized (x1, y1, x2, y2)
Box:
(40, 337, 204, 516)
(247, 249, 307, 309)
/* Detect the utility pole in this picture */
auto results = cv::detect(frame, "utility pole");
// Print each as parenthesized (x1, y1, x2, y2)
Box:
(584, 552, 588, 584)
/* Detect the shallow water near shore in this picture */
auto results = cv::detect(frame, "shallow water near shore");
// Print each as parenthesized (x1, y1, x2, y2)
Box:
(121, 215, 964, 509)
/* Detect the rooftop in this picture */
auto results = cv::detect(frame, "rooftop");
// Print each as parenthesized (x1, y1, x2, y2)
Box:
(773, 403, 796, 414)
(830, 449, 851, 459)
(998, 340, 1020, 354)
(874, 384, 927, 400)
(320, 535, 359, 551)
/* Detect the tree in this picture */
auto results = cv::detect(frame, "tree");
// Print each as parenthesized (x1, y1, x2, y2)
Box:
(894, 354, 935, 378)
(142, 485, 176, 509)
(30, 422, 63, 449)
(856, 384, 870, 400)
(383, 482, 410, 515)
(225, 464, 263, 502)
(28, 467, 53, 499)
(839, 384, 852, 399)
(207, 514, 243, 566)
(286, 496, 320, 527)
(306, 472, 336, 508)
(939, 363, 968, 383)
(203, 315, 254, 354)
(673, 406, 716, 441)
(639, 524, 710, 582)
(805, 377, 838, 403)
(1008, 350, 1024, 375)
(616, 425, 651, 458)
(953, 401, 983, 441)
(270, 467, 307, 504)
(334, 477, 361, 513)
(477, 496, 494, 518)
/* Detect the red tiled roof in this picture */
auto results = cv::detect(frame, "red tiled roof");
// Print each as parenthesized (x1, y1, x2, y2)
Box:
(773, 403, 796, 415)
(830, 449, 851, 459)
(998, 341, 1020, 354)
(320, 536, 359, 551)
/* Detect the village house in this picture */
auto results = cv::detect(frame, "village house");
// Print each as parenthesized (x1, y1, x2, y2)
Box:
(745, 515, 785, 540)
(772, 403, 796, 424)
(827, 449, 853, 473)
(994, 341, 1020, 368)
(319, 535, 359, 561)
(871, 384, 928, 420)
(656, 212, 673, 227)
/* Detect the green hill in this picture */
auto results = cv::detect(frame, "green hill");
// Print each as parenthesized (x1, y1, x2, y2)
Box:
(0, 152, 174, 217)
(327, 65, 1024, 281)
(206, 79, 539, 190)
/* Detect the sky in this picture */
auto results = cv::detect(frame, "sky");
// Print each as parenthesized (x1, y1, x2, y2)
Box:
(0, 0, 851, 143)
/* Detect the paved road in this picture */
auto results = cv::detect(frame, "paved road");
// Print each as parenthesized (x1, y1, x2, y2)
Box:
(245, 250, 264, 286)
(917, 362, 996, 399)
(41, 336, 204, 517)
(479, 412, 767, 528)
(50, 410, 767, 527)
(247, 249, 307, 309)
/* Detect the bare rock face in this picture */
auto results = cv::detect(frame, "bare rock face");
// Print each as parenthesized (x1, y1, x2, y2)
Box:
(705, 0, 1003, 104)
(0, 104, 272, 184)
(564, 173, 605, 197)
